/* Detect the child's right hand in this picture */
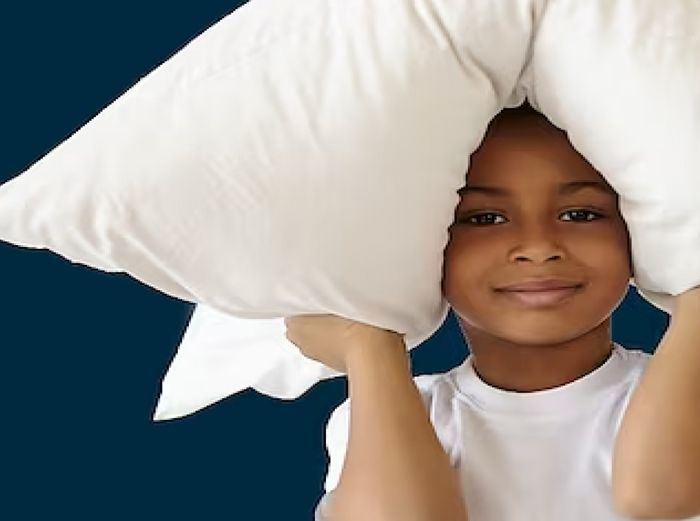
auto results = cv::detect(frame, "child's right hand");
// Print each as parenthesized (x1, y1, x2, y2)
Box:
(284, 314, 406, 373)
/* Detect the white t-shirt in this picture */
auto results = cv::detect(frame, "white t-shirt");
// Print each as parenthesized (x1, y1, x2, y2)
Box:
(315, 344, 700, 521)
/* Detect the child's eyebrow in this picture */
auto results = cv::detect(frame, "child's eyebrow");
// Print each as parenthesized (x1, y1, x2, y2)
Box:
(459, 181, 615, 197)
(559, 180, 616, 196)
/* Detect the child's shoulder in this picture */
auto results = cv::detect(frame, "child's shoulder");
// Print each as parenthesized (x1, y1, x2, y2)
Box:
(412, 364, 467, 414)
(413, 344, 654, 405)
(614, 344, 653, 364)
(604, 343, 653, 379)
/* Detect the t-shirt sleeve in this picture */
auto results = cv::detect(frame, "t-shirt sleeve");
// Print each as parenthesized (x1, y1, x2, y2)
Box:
(314, 373, 460, 520)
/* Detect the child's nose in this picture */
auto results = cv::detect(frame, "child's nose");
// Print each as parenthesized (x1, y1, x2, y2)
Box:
(508, 227, 566, 264)
(512, 250, 564, 264)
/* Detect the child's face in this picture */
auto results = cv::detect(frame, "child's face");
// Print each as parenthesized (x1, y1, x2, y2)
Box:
(443, 114, 632, 347)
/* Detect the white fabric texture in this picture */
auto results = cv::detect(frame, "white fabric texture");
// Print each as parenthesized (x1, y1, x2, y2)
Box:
(154, 0, 700, 420)
(0, 0, 539, 420)
(315, 345, 700, 521)
(153, 311, 343, 420)
(0, 0, 698, 421)
(525, 0, 700, 314)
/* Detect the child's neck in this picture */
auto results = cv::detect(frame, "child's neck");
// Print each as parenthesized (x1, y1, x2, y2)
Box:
(463, 321, 614, 393)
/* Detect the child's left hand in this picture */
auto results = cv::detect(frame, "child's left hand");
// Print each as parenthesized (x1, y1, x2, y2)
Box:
(284, 314, 405, 373)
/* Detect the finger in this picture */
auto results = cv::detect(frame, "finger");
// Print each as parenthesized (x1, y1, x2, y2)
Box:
(285, 328, 300, 349)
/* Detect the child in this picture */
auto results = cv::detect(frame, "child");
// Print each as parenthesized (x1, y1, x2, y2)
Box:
(285, 104, 700, 521)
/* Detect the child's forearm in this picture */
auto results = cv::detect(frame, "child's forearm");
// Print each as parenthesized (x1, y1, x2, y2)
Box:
(613, 287, 700, 519)
(327, 339, 468, 521)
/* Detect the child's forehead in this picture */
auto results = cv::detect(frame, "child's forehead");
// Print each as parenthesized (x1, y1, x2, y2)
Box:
(462, 105, 616, 191)
(486, 110, 565, 142)
(473, 116, 599, 167)
(466, 131, 612, 192)
(476, 126, 577, 164)
(480, 106, 574, 155)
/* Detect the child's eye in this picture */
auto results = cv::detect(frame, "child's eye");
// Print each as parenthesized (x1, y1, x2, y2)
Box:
(458, 212, 508, 226)
(560, 209, 604, 222)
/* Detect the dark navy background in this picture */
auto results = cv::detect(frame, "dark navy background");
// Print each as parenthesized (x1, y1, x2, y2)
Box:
(0, 2, 669, 519)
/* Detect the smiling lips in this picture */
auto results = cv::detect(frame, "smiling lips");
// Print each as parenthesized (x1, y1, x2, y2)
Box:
(494, 279, 584, 308)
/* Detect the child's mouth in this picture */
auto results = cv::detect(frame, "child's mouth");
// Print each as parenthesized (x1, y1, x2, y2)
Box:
(493, 279, 585, 308)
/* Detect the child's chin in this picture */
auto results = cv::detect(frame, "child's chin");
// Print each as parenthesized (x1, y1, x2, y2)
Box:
(497, 320, 596, 348)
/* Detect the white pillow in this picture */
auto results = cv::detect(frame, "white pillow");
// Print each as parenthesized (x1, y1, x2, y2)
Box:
(153, 308, 340, 421)
(525, 0, 700, 314)
(155, 0, 700, 421)
(0, 0, 537, 419)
